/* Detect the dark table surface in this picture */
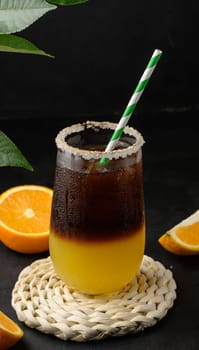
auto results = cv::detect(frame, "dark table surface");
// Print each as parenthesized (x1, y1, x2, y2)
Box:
(0, 113, 199, 350)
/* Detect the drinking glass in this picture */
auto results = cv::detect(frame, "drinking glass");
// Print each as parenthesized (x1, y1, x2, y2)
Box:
(49, 121, 145, 295)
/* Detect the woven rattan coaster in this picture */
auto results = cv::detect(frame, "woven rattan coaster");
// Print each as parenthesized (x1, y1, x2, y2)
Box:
(12, 255, 176, 342)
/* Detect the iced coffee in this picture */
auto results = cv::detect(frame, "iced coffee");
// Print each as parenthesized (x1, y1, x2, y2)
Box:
(50, 121, 145, 295)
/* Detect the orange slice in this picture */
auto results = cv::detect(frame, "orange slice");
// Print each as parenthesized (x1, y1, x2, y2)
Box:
(0, 185, 53, 254)
(0, 310, 23, 349)
(158, 210, 199, 255)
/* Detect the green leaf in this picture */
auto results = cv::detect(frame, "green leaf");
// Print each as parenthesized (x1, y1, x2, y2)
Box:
(47, 0, 89, 5)
(0, 130, 33, 171)
(0, 34, 54, 57)
(0, 0, 57, 34)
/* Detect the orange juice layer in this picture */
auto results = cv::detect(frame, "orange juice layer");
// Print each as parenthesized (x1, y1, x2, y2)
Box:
(49, 226, 145, 295)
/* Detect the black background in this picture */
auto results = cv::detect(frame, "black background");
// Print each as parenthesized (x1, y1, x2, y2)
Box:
(0, 1, 199, 349)
(1, 0, 199, 120)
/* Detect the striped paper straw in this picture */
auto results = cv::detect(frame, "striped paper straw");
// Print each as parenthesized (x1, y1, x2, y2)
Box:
(100, 49, 162, 165)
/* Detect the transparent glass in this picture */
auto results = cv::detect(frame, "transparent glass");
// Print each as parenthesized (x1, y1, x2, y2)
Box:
(49, 121, 145, 295)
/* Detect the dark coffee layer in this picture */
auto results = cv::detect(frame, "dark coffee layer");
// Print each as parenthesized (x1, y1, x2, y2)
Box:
(51, 158, 144, 242)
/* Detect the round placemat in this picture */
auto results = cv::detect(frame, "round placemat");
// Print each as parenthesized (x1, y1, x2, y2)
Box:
(12, 255, 176, 342)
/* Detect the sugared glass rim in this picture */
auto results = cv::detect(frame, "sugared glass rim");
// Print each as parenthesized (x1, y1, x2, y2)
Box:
(56, 121, 145, 160)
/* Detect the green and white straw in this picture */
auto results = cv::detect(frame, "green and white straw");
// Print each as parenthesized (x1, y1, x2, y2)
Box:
(100, 49, 162, 165)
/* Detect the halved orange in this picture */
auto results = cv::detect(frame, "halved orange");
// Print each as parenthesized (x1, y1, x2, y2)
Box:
(0, 185, 53, 254)
(0, 310, 23, 349)
(158, 210, 199, 255)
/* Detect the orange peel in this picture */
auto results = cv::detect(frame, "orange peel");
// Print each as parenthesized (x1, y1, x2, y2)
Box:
(0, 185, 53, 253)
(0, 310, 23, 349)
(158, 210, 199, 255)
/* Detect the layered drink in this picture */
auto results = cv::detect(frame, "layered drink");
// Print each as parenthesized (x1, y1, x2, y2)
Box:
(50, 121, 145, 295)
